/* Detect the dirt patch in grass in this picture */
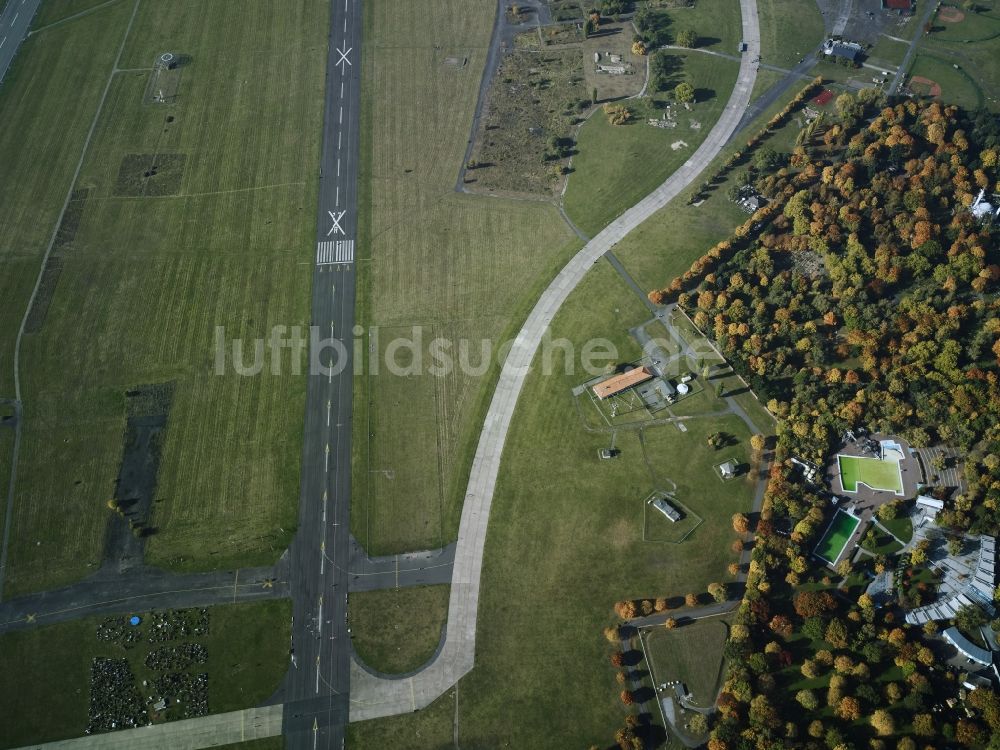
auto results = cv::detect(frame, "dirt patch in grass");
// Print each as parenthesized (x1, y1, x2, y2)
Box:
(466, 32, 588, 197)
(103, 383, 176, 571)
(23, 257, 63, 334)
(114, 153, 187, 197)
(938, 6, 965, 22)
(909, 75, 943, 97)
(54, 188, 92, 252)
(584, 23, 646, 102)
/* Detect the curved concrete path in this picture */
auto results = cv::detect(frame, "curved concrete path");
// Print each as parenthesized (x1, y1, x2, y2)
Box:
(348, 0, 761, 721)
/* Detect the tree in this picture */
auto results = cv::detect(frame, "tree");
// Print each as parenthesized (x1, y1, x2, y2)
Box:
(584, 17, 597, 36)
(912, 713, 934, 736)
(631, 40, 647, 56)
(611, 651, 625, 666)
(955, 719, 985, 747)
(732, 513, 750, 534)
(753, 146, 780, 171)
(604, 626, 621, 642)
(620, 689, 634, 705)
(956, 603, 988, 633)
(871, 709, 895, 736)
(689, 713, 709, 734)
(836, 695, 861, 721)
(750, 433, 766, 453)
(674, 82, 695, 104)
(825, 617, 849, 648)
(664, 617, 678, 629)
(685, 592, 699, 607)
(675, 28, 698, 48)
(615, 600, 637, 619)
(708, 582, 727, 603)
(604, 104, 631, 125)
(876, 500, 899, 521)
(796, 689, 819, 709)
(793, 590, 837, 618)
(727, 562, 740, 576)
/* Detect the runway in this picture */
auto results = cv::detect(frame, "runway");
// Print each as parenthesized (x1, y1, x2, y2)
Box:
(280, 0, 362, 747)
(0, 0, 40, 86)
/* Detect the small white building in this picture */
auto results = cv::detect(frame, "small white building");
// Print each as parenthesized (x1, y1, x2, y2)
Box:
(971, 189, 1000, 221)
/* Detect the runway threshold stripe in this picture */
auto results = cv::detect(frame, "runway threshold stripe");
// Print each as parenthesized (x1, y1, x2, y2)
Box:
(316, 240, 354, 265)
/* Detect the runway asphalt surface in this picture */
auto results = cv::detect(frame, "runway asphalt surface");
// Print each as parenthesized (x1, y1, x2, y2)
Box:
(280, 0, 362, 748)
(0, 0, 39, 86)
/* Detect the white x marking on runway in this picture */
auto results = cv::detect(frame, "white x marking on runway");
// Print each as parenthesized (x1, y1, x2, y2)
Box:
(336, 46, 352, 72)
(327, 210, 345, 236)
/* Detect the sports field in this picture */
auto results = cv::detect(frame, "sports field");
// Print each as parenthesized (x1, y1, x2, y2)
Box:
(838, 454, 903, 494)
(1, 0, 327, 594)
(814, 509, 861, 564)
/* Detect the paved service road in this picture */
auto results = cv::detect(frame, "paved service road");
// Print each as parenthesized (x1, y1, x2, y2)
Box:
(0, 0, 40, 85)
(280, 0, 361, 748)
(12, 705, 284, 750)
(347, 0, 761, 722)
(0, 563, 288, 633)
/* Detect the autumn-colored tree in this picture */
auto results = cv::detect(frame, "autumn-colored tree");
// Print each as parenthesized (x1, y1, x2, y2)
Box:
(620, 689, 634, 705)
(727, 562, 740, 576)
(793, 590, 837, 618)
(732, 513, 750, 534)
(750, 433, 766, 453)
(614, 600, 637, 619)
(664, 618, 677, 630)
(654, 597, 669, 612)
(689, 712, 709, 735)
(768, 614, 793, 638)
(640, 599, 654, 616)
(800, 658, 820, 679)
(603, 626, 620, 643)
(836, 695, 862, 721)
(615, 670, 626, 684)
(631, 40, 647, 56)
(870, 709, 895, 736)
(796, 689, 818, 709)
(684, 593, 699, 608)
(955, 718, 985, 747)
(707, 583, 727, 603)
(610, 651, 624, 666)
(825, 617, 849, 648)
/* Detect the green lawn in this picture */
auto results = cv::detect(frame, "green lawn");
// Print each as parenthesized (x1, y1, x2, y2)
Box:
(662, 0, 744, 54)
(838, 454, 903, 494)
(915, 12, 1000, 110)
(31, 0, 118, 30)
(0, 600, 290, 749)
(349, 259, 751, 749)
(868, 35, 911, 68)
(814, 509, 861, 564)
(351, 0, 580, 555)
(908, 52, 986, 109)
(565, 51, 740, 236)
(861, 525, 904, 556)
(645, 617, 729, 706)
(930, 5, 1000, 41)
(878, 513, 914, 544)
(348, 585, 449, 674)
(3, 0, 326, 595)
(756, 0, 825, 69)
